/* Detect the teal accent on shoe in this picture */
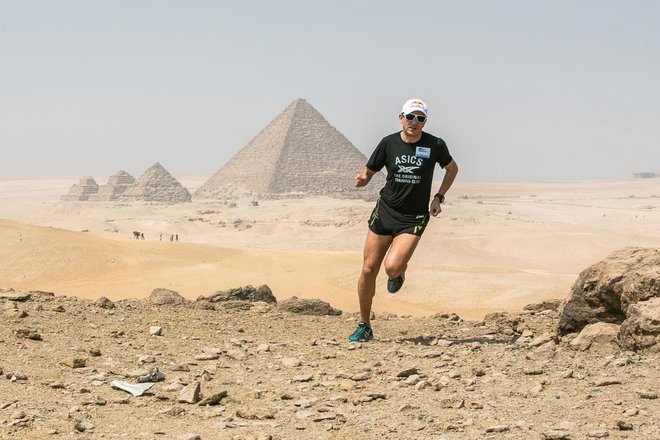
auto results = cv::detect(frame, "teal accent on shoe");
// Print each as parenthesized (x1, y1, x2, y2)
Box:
(348, 321, 373, 342)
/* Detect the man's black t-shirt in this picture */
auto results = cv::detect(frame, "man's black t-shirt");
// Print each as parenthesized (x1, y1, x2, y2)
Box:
(366, 131, 452, 215)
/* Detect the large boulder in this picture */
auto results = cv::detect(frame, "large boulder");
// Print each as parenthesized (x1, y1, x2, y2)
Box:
(558, 247, 660, 335)
(200, 285, 276, 304)
(558, 247, 660, 352)
(149, 288, 187, 305)
(278, 297, 342, 316)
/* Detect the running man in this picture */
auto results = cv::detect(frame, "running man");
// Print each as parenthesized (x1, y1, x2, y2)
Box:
(349, 98, 458, 342)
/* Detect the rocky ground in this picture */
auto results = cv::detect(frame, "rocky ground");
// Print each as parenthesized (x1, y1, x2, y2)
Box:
(1, 289, 658, 440)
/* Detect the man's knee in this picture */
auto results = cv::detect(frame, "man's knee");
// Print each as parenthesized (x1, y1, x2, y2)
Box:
(361, 262, 380, 279)
(384, 261, 405, 278)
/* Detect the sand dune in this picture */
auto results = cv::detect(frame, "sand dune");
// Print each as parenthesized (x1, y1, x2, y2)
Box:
(1, 177, 659, 320)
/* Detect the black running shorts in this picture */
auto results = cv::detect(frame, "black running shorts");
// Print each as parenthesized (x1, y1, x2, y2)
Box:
(368, 199, 430, 237)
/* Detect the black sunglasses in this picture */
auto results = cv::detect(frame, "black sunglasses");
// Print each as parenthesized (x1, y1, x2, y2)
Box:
(402, 113, 427, 123)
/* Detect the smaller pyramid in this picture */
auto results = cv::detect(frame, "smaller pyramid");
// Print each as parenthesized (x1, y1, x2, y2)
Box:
(118, 163, 191, 204)
(88, 170, 136, 201)
(61, 176, 99, 201)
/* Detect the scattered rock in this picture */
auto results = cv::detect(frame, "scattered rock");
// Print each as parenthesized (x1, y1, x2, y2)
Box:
(63, 358, 87, 368)
(149, 288, 187, 305)
(96, 296, 115, 309)
(198, 391, 228, 406)
(200, 284, 276, 304)
(278, 296, 342, 316)
(178, 382, 201, 404)
(616, 420, 633, 431)
(569, 322, 620, 354)
(14, 328, 42, 340)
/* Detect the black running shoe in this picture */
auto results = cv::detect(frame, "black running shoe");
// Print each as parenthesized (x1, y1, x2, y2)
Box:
(348, 321, 373, 342)
(387, 273, 405, 293)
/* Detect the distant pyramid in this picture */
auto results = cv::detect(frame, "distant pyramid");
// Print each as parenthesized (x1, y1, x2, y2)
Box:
(118, 163, 191, 204)
(88, 170, 136, 201)
(194, 98, 384, 200)
(61, 176, 99, 201)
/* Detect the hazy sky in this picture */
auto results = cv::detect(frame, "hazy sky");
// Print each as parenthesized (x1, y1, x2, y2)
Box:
(2, 1, 659, 181)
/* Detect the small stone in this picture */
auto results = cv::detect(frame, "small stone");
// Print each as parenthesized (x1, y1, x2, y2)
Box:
(198, 391, 228, 406)
(529, 384, 544, 395)
(542, 430, 571, 439)
(351, 371, 371, 381)
(178, 382, 201, 404)
(616, 421, 633, 431)
(486, 425, 510, 433)
(404, 374, 420, 385)
(586, 431, 610, 438)
(636, 390, 657, 399)
(282, 357, 302, 368)
(14, 328, 42, 340)
(150, 326, 163, 336)
(73, 420, 95, 432)
(177, 434, 201, 440)
(137, 368, 165, 383)
(225, 349, 246, 360)
(396, 368, 418, 378)
(313, 413, 336, 422)
(194, 353, 220, 361)
(338, 380, 354, 391)
(296, 410, 313, 419)
(96, 296, 115, 309)
(420, 350, 443, 358)
(447, 370, 461, 379)
(63, 358, 86, 368)
(529, 332, 555, 347)
(164, 381, 185, 392)
(293, 374, 313, 382)
(159, 407, 186, 416)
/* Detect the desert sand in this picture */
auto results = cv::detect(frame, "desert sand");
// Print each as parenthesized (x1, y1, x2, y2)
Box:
(1, 176, 659, 320)
(2, 176, 659, 440)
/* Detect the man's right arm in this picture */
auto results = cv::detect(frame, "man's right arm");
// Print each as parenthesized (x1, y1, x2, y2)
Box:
(354, 166, 376, 187)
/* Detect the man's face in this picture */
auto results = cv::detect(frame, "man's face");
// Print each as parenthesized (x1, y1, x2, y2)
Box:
(399, 111, 426, 137)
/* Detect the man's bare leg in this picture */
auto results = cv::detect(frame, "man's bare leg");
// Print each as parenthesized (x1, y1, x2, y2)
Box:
(358, 231, 392, 326)
(383, 233, 421, 279)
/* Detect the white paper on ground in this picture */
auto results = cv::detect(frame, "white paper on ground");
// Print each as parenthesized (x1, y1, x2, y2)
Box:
(111, 380, 155, 397)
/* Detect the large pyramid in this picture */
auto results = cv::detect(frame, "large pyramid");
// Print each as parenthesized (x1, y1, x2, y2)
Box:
(194, 98, 384, 200)
(118, 162, 191, 204)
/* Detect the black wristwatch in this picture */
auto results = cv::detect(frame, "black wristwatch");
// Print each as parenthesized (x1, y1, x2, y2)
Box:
(434, 193, 445, 204)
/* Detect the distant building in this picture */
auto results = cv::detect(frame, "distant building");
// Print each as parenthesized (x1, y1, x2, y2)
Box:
(633, 172, 658, 179)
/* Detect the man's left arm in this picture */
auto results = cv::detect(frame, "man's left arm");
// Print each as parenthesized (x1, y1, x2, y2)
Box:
(430, 160, 458, 217)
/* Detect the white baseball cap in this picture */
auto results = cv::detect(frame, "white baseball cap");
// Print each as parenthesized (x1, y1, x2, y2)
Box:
(401, 98, 428, 116)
